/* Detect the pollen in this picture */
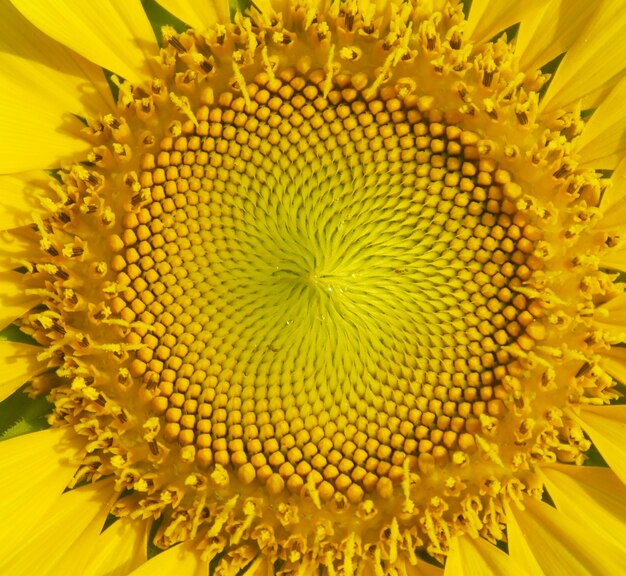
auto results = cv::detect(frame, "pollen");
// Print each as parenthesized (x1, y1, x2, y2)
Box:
(20, 1, 619, 574)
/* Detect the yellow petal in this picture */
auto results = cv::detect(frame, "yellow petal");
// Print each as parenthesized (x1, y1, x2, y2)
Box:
(0, 0, 113, 112)
(1, 53, 93, 173)
(540, 1, 626, 112)
(598, 246, 626, 273)
(0, 341, 46, 402)
(594, 162, 626, 231)
(0, 228, 37, 271)
(575, 75, 626, 170)
(10, 0, 159, 84)
(127, 541, 208, 576)
(574, 405, 626, 485)
(600, 156, 626, 209)
(0, 480, 114, 576)
(593, 294, 626, 342)
(0, 271, 41, 330)
(0, 172, 50, 231)
(245, 557, 274, 576)
(540, 463, 626, 549)
(598, 345, 626, 385)
(594, 205, 626, 236)
(445, 535, 529, 576)
(515, 0, 601, 72)
(0, 1, 114, 173)
(0, 428, 81, 556)
(596, 208, 626, 271)
(156, 0, 230, 30)
(250, 0, 317, 16)
(84, 519, 148, 576)
(416, 561, 445, 576)
(464, 0, 542, 45)
(507, 495, 626, 575)
(53, 517, 148, 576)
(250, 0, 274, 14)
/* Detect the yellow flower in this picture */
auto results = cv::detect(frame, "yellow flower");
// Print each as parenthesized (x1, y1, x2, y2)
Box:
(2, 0, 626, 573)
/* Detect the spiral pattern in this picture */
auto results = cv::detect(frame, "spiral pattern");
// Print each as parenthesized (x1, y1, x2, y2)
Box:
(105, 74, 545, 501)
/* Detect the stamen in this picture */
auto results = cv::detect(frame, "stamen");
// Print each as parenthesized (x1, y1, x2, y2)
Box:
(231, 61, 251, 110)
(168, 93, 198, 127)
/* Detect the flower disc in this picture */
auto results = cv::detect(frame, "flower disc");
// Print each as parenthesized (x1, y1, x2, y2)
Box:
(124, 71, 541, 493)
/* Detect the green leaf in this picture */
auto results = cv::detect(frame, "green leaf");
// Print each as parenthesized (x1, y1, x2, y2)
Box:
(0, 385, 52, 441)
(584, 442, 609, 467)
(230, 0, 253, 20)
(461, 0, 473, 19)
(0, 323, 37, 345)
(141, 0, 189, 45)
(104, 69, 121, 103)
(147, 516, 165, 559)
(0, 325, 50, 440)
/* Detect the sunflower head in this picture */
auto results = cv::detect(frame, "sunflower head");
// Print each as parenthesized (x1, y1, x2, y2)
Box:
(3, 0, 626, 574)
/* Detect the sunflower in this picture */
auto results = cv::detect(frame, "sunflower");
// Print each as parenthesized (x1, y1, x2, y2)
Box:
(2, 0, 626, 574)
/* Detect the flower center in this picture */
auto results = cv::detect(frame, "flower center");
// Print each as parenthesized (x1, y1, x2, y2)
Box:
(103, 74, 542, 506)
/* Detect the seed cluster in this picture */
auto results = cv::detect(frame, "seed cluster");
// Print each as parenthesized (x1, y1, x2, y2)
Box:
(104, 68, 545, 502)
